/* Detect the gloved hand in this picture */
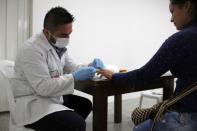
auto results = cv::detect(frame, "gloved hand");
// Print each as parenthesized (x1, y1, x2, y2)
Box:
(72, 66, 97, 81)
(90, 58, 104, 69)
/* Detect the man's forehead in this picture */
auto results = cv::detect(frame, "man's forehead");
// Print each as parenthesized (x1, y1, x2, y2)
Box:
(56, 23, 72, 34)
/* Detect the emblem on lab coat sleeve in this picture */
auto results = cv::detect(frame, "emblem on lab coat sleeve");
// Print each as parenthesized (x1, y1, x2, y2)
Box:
(49, 70, 60, 78)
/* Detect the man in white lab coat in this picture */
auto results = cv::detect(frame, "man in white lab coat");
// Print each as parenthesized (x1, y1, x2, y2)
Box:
(11, 7, 104, 131)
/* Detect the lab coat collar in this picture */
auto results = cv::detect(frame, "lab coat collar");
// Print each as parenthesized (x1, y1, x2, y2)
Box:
(39, 32, 54, 51)
(39, 32, 62, 61)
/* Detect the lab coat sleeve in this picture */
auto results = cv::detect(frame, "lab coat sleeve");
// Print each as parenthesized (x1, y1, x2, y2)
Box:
(63, 52, 87, 74)
(21, 47, 74, 97)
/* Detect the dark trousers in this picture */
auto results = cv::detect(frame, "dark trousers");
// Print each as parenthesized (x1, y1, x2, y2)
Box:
(25, 94, 92, 131)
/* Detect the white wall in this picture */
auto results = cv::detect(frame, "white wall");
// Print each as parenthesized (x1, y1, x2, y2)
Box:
(32, 0, 177, 70)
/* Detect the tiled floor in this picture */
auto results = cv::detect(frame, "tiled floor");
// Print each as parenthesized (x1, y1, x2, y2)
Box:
(0, 97, 156, 131)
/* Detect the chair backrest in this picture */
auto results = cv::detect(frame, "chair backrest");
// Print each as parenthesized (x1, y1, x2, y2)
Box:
(0, 60, 36, 131)
(0, 60, 15, 112)
(0, 60, 15, 78)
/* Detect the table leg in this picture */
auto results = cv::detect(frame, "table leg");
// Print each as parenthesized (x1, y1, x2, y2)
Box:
(114, 94, 122, 123)
(93, 94, 108, 131)
(163, 78, 174, 100)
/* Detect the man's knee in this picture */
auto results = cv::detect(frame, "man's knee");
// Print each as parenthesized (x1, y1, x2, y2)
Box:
(71, 116, 86, 131)
(85, 98, 92, 112)
(79, 98, 92, 119)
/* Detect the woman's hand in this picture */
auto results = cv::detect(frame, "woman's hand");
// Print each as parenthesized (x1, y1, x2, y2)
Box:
(97, 68, 114, 79)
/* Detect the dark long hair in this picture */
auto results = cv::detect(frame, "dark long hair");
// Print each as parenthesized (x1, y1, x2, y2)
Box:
(171, 0, 197, 20)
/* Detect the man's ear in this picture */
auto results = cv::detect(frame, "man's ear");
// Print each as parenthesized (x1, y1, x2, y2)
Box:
(43, 29, 50, 40)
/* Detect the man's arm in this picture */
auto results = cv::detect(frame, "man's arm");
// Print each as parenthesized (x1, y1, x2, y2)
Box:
(63, 52, 87, 74)
(21, 47, 74, 97)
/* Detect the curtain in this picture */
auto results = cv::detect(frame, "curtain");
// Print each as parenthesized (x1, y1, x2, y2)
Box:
(0, 0, 32, 61)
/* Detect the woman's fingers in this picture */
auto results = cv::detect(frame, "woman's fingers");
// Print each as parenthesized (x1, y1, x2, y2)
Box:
(97, 69, 113, 79)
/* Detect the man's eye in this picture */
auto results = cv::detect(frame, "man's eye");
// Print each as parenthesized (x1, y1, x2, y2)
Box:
(58, 35, 66, 38)
(60, 34, 69, 37)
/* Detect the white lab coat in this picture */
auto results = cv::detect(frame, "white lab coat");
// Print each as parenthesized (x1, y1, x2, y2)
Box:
(10, 32, 85, 126)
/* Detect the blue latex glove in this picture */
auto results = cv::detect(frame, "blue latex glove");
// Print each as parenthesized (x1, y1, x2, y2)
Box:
(90, 58, 104, 69)
(72, 66, 97, 81)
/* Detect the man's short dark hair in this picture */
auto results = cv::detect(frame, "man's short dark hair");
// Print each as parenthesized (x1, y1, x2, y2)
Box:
(44, 6, 74, 33)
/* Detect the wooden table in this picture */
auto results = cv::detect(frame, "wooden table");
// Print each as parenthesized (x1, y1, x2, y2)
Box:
(74, 75, 174, 131)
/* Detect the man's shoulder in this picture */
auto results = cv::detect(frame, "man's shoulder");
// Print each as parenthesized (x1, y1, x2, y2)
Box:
(18, 41, 44, 59)
(21, 33, 49, 54)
